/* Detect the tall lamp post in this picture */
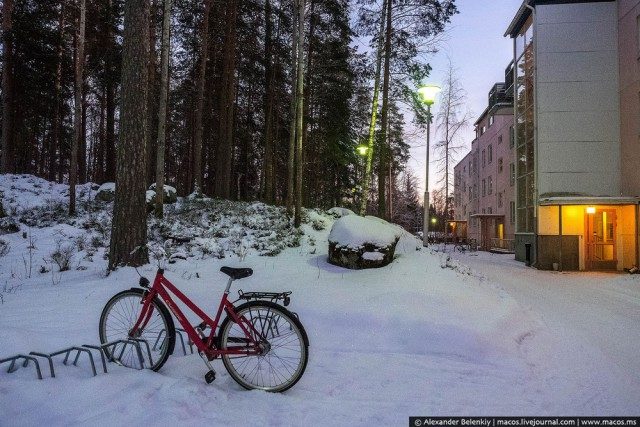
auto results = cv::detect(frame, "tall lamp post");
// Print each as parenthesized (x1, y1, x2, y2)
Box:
(356, 144, 369, 210)
(418, 84, 441, 246)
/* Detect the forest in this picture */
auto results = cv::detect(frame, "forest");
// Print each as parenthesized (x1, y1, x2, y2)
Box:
(0, 0, 457, 267)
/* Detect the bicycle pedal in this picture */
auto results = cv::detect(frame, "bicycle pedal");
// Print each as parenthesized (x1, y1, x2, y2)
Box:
(205, 370, 216, 384)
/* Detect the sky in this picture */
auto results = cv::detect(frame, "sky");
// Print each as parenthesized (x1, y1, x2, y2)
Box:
(406, 0, 524, 200)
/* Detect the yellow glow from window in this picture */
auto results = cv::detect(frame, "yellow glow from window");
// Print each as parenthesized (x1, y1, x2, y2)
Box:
(586, 206, 596, 214)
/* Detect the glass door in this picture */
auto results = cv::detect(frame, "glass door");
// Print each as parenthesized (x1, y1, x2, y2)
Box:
(586, 210, 617, 270)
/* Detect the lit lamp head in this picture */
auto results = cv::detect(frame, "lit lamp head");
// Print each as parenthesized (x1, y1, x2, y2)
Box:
(431, 217, 437, 225)
(356, 145, 369, 156)
(418, 84, 441, 106)
(586, 206, 596, 214)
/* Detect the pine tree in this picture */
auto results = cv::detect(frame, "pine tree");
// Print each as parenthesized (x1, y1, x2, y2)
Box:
(109, 0, 150, 269)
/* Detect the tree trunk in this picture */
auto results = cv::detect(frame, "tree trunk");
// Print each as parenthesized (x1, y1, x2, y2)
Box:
(294, 0, 305, 228)
(155, 0, 172, 217)
(109, 0, 150, 269)
(1, 0, 15, 173)
(378, 0, 392, 220)
(359, 0, 387, 216)
(192, 0, 213, 195)
(214, 0, 238, 199)
(147, 0, 159, 186)
(51, 1, 66, 182)
(286, 2, 298, 216)
(70, 0, 86, 216)
(263, 0, 275, 203)
(104, 0, 117, 183)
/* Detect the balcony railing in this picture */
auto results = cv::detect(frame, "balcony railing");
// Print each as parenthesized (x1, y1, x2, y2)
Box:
(490, 238, 515, 253)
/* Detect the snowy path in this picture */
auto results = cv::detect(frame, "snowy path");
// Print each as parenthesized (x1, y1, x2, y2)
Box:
(1, 220, 639, 424)
(451, 250, 640, 414)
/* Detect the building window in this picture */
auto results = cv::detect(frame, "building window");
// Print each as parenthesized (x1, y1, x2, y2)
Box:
(515, 16, 536, 233)
(498, 192, 503, 208)
(498, 135, 503, 145)
(510, 201, 516, 224)
(637, 15, 640, 54)
(482, 179, 486, 197)
(488, 145, 493, 164)
(473, 184, 477, 199)
(510, 163, 515, 186)
(489, 115, 495, 127)
(481, 125, 486, 135)
(488, 207, 492, 214)
(468, 186, 472, 201)
(482, 150, 486, 167)
(468, 161, 472, 176)
(488, 176, 493, 195)
(509, 126, 515, 148)
(498, 158, 504, 173)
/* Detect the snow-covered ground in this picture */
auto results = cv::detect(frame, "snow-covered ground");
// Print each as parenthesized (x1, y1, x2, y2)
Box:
(1, 176, 639, 425)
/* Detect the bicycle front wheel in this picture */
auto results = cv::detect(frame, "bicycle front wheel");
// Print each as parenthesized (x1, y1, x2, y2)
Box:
(99, 288, 175, 371)
(218, 301, 309, 392)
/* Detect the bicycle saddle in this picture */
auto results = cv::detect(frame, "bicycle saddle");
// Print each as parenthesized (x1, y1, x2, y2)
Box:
(220, 266, 253, 280)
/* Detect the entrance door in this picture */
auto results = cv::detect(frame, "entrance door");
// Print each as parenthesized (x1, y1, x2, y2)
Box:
(586, 209, 617, 270)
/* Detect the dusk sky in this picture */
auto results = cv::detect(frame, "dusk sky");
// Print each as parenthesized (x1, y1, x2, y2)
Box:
(408, 0, 524, 199)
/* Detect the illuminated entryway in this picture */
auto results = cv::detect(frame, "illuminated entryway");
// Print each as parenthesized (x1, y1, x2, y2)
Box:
(537, 198, 640, 271)
(586, 209, 617, 270)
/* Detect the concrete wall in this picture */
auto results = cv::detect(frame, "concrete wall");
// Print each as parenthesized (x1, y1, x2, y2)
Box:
(535, 2, 621, 197)
(618, 0, 640, 196)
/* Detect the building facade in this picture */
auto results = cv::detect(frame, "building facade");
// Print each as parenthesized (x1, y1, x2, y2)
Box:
(503, 0, 640, 270)
(454, 80, 515, 251)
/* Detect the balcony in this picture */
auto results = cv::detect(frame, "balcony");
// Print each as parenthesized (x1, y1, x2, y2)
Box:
(488, 82, 513, 109)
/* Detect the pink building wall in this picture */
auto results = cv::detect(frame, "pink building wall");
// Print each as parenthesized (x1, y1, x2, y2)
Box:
(619, 0, 640, 196)
(454, 106, 515, 245)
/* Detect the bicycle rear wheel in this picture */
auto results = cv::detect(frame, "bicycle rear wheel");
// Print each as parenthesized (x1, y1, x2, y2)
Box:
(218, 301, 309, 392)
(99, 288, 175, 371)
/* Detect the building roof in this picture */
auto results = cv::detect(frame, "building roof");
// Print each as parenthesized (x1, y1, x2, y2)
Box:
(505, 0, 532, 38)
(539, 196, 640, 206)
(473, 103, 514, 127)
(505, 0, 618, 37)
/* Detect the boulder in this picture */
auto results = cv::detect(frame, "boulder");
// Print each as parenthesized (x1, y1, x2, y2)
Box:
(327, 215, 402, 269)
(95, 182, 116, 202)
(148, 183, 178, 204)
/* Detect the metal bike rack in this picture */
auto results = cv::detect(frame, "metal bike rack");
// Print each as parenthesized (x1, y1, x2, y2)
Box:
(153, 329, 195, 356)
(0, 339, 151, 380)
(0, 355, 43, 380)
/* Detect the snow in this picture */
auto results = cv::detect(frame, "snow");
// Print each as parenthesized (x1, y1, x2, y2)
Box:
(97, 182, 115, 193)
(328, 215, 403, 249)
(327, 207, 355, 218)
(361, 251, 384, 261)
(1, 175, 639, 423)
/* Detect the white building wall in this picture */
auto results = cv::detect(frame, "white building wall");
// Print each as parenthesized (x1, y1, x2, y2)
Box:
(535, 1, 621, 197)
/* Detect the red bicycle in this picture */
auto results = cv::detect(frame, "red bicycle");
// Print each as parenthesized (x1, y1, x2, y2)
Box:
(98, 266, 309, 392)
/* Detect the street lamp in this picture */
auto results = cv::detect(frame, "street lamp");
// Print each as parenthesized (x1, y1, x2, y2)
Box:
(356, 145, 369, 156)
(418, 84, 441, 246)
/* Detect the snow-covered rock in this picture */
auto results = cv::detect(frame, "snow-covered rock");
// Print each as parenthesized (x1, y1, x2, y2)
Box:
(327, 215, 402, 269)
(95, 182, 116, 202)
(327, 207, 355, 218)
(148, 183, 178, 204)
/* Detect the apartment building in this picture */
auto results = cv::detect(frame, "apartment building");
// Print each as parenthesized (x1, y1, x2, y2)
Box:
(453, 80, 515, 251)
(501, 0, 640, 270)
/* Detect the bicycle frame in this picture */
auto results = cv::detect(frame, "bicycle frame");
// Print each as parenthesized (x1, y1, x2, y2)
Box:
(130, 269, 263, 358)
